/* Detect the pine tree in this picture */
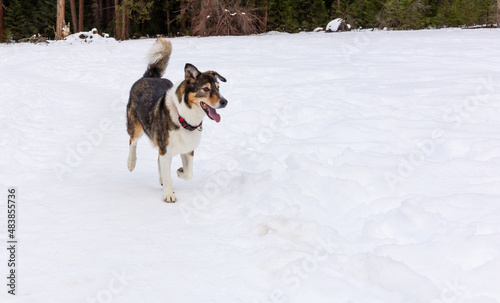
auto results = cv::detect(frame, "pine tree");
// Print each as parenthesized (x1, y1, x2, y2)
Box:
(379, 0, 427, 29)
(310, 0, 329, 29)
(268, 0, 299, 32)
(35, 0, 57, 37)
(125, 0, 153, 36)
(5, 0, 26, 40)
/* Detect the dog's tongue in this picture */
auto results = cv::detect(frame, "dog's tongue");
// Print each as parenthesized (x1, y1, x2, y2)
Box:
(207, 106, 221, 123)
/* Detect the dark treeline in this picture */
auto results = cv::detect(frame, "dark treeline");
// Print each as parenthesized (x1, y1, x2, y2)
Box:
(0, 0, 499, 42)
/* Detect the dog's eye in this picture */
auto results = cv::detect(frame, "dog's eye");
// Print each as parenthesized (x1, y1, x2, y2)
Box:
(202, 87, 210, 92)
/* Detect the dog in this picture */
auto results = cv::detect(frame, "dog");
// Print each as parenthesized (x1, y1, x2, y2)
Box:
(126, 38, 228, 202)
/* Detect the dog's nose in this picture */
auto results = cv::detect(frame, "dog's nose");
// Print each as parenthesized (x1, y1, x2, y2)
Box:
(219, 98, 228, 108)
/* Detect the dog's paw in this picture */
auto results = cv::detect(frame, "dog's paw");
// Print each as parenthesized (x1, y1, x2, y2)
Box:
(177, 167, 193, 180)
(163, 192, 177, 203)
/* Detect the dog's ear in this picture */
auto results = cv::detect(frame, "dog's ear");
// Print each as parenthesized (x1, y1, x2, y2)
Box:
(207, 71, 227, 83)
(185, 63, 200, 84)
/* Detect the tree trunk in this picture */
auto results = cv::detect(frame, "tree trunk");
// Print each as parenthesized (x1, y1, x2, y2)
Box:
(190, 0, 196, 32)
(56, 0, 66, 40)
(0, 0, 4, 42)
(121, 0, 129, 40)
(97, 0, 103, 29)
(69, 0, 78, 33)
(180, 0, 186, 34)
(337, 0, 340, 9)
(79, 0, 84, 31)
(263, 0, 268, 32)
(104, 0, 112, 27)
(115, 0, 121, 40)
(91, 0, 102, 29)
(125, 12, 130, 39)
(497, 0, 500, 27)
(166, 0, 170, 35)
(141, 21, 146, 37)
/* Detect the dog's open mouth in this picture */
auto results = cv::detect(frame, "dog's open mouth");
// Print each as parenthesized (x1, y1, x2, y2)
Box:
(200, 101, 221, 123)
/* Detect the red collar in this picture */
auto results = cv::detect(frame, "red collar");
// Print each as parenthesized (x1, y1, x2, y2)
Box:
(176, 110, 202, 131)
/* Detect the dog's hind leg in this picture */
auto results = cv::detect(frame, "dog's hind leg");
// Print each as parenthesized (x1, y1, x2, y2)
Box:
(127, 139, 139, 171)
(158, 154, 163, 186)
(127, 117, 144, 172)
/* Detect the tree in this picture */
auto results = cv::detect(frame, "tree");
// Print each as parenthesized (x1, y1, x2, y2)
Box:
(190, 0, 262, 36)
(179, 0, 187, 34)
(378, 0, 427, 29)
(55, 0, 65, 39)
(125, 0, 153, 36)
(69, 0, 78, 33)
(121, 0, 129, 39)
(91, 0, 103, 29)
(262, 0, 268, 32)
(115, 0, 121, 39)
(166, 0, 171, 34)
(4, 0, 26, 40)
(79, 0, 84, 31)
(0, 0, 4, 42)
(497, 0, 500, 27)
(268, 0, 299, 32)
(308, 0, 329, 30)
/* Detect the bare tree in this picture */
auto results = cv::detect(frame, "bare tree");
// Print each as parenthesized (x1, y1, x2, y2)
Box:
(192, 0, 262, 36)
(56, 0, 66, 40)
(79, 0, 84, 31)
(69, 0, 78, 33)
(0, 0, 4, 42)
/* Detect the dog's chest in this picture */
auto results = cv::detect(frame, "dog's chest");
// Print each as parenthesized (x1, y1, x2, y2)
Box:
(167, 128, 202, 155)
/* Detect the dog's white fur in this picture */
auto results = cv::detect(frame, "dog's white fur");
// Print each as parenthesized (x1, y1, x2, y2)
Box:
(158, 88, 204, 202)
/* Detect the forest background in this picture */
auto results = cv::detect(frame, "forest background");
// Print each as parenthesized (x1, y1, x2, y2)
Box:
(0, 0, 499, 42)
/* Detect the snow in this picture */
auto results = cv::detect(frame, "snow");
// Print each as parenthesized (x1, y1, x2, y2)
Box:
(1, 29, 500, 302)
(63, 28, 115, 44)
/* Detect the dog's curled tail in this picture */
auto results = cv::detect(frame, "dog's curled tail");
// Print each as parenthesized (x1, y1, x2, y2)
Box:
(143, 38, 172, 78)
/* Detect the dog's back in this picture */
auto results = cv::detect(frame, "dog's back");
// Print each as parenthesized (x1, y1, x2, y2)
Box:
(126, 38, 176, 158)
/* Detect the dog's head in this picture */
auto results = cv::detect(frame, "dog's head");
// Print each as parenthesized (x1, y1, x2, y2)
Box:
(180, 63, 228, 123)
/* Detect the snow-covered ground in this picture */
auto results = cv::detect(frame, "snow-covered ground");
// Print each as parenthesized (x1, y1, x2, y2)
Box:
(1, 28, 500, 302)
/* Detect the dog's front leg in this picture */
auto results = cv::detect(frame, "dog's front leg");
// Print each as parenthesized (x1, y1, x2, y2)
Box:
(177, 151, 194, 181)
(159, 153, 176, 203)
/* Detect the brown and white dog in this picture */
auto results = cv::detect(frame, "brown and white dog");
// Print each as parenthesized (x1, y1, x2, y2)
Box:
(126, 38, 228, 202)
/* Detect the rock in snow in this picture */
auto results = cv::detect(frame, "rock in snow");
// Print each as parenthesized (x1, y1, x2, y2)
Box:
(326, 18, 351, 32)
